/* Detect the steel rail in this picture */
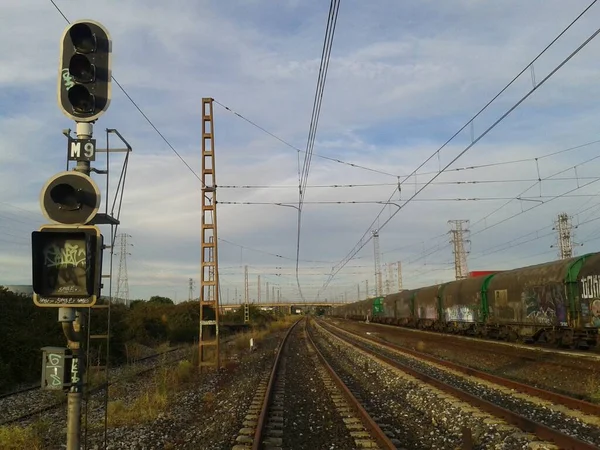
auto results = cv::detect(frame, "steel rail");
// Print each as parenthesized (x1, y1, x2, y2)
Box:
(318, 320, 599, 450)
(0, 345, 185, 400)
(0, 348, 192, 426)
(252, 318, 302, 450)
(305, 319, 397, 449)
(326, 320, 600, 416)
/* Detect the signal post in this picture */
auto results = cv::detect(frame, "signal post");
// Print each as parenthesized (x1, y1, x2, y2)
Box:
(33, 20, 112, 450)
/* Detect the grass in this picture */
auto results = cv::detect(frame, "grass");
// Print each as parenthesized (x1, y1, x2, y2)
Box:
(230, 315, 300, 353)
(589, 372, 600, 404)
(103, 358, 196, 427)
(104, 315, 299, 428)
(0, 419, 50, 450)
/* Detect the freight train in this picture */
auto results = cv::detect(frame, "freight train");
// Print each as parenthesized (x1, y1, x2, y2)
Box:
(328, 252, 600, 348)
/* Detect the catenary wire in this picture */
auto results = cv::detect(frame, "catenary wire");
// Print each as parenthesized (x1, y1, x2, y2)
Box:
(319, 18, 600, 297)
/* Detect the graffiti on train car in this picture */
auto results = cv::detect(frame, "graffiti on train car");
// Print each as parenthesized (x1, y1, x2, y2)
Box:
(444, 305, 475, 322)
(417, 305, 437, 319)
(580, 275, 600, 327)
(522, 284, 567, 325)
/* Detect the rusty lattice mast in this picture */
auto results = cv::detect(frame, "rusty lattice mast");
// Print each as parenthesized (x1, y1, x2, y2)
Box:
(199, 98, 220, 370)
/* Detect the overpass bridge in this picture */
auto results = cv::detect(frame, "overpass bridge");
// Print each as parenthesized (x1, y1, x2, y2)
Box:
(220, 301, 351, 313)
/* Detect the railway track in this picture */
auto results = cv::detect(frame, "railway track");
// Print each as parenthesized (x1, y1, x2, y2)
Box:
(0, 345, 185, 401)
(232, 318, 398, 449)
(0, 345, 193, 427)
(317, 318, 600, 450)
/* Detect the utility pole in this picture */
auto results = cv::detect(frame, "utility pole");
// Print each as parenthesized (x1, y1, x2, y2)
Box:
(449, 220, 470, 280)
(257, 275, 261, 303)
(357, 283, 360, 301)
(553, 213, 575, 259)
(397, 261, 403, 291)
(188, 278, 194, 302)
(115, 233, 132, 306)
(366, 280, 369, 299)
(198, 97, 221, 371)
(372, 230, 383, 297)
(244, 265, 249, 323)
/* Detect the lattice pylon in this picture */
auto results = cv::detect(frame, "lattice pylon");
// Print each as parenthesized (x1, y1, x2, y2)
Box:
(372, 230, 383, 296)
(115, 233, 131, 306)
(244, 265, 249, 323)
(449, 219, 470, 280)
(554, 212, 574, 259)
(199, 97, 220, 370)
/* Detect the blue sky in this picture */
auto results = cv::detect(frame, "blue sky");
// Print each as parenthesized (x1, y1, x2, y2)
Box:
(3, 0, 600, 303)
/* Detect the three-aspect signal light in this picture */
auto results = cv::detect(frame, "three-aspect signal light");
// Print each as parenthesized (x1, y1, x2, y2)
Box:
(32, 225, 103, 308)
(58, 20, 111, 122)
(40, 171, 101, 225)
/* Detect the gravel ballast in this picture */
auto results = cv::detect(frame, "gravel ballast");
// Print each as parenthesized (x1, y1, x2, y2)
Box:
(321, 320, 600, 448)
(311, 321, 563, 450)
(331, 318, 600, 401)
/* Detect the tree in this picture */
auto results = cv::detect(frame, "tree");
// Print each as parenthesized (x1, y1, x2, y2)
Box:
(148, 295, 174, 305)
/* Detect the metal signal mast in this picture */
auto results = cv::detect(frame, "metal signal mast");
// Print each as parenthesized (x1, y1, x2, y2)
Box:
(449, 220, 470, 280)
(372, 229, 383, 296)
(199, 98, 221, 371)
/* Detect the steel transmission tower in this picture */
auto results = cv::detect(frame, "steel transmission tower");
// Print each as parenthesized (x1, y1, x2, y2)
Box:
(449, 220, 470, 280)
(554, 213, 575, 259)
(115, 233, 132, 306)
(244, 265, 249, 323)
(188, 278, 195, 302)
(372, 230, 383, 296)
(397, 261, 403, 291)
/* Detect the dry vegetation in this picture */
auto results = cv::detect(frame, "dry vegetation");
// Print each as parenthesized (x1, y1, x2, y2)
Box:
(103, 315, 298, 427)
(0, 419, 51, 450)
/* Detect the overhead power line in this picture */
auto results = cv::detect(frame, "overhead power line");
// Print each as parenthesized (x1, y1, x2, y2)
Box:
(212, 100, 398, 178)
(319, 5, 600, 297)
(295, 0, 341, 302)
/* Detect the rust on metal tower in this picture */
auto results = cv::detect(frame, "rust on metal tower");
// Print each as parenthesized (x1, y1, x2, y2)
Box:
(199, 97, 221, 370)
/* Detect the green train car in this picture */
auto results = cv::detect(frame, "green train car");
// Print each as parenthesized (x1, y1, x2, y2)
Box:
(329, 253, 600, 348)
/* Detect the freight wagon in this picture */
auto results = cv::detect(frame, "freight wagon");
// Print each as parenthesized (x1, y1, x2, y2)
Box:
(329, 253, 600, 348)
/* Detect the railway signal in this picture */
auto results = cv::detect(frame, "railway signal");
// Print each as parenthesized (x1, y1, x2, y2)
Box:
(32, 224, 103, 307)
(58, 20, 112, 122)
(39, 170, 101, 225)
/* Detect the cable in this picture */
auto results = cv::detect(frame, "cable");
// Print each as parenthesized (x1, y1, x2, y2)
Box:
(218, 176, 600, 190)
(319, 16, 600, 296)
(295, 0, 341, 302)
(212, 100, 397, 178)
(217, 237, 335, 264)
(218, 193, 600, 206)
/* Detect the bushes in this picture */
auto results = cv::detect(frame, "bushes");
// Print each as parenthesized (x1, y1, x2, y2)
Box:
(0, 287, 285, 392)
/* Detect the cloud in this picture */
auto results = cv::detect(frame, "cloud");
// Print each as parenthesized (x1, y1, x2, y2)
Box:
(2, 0, 600, 303)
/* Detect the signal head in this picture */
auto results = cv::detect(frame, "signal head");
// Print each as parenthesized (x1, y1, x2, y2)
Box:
(58, 20, 111, 122)
(40, 171, 101, 225)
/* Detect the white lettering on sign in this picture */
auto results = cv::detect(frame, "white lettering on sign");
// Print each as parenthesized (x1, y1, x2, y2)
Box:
(71, 357, 80, 385)
(581, 274, 600, 299)
(69, 140, 95, 160)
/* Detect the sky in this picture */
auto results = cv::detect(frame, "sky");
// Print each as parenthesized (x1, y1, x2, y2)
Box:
(3, 0, 600, 304)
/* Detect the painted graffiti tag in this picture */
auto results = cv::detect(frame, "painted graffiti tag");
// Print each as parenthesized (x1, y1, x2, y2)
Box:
(444, 305, 475, 322)
(43, 242, 86, 269)
(62, 68, 74, 90)
(581, 275, 600, 299)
